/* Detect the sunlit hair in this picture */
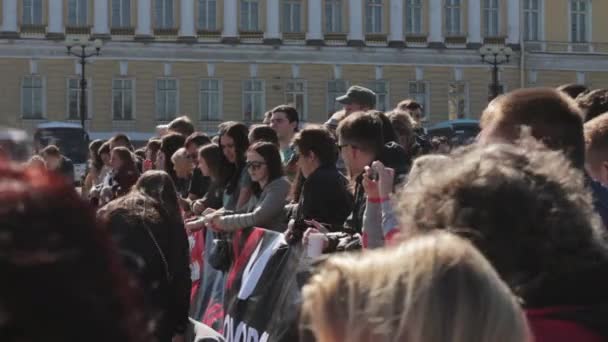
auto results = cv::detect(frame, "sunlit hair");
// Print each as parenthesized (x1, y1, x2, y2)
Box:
(171, 147, 189, 164)
(397, 140, 608, 297)
(300, 232, 530, 342)
(480, 87, 585, 168)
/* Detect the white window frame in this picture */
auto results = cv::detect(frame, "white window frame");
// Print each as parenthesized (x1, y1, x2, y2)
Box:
(369, 80, 390, 112)
(67, 0, 88, 27)
(448, 81, 469, 119)
(523, 0, 543, 42)
(405, 0, 423, 35)
(241, 0, 260, 31)
(483, 0, 500, 37)
(445, 0, 462, 36)
(408, 81, 430, 120)
(21, 75, 46, 119)
(111, 0, 132, 28)
(285, 79, 307, 121)
(569, 0, 591, 44)
(283, 0, 302, 33)
(242, 79, 266, 121)
(156, 78, 179, 121)
(198, 0, 217, 31)
(23, 0, 43, 26)
(67, 77, 93, 120)
(155, 0, 175, 29)
(112, 78, 136, 121)
(327, 79, 349, 114)
(365, 0, 383, 34)
(199, 78, 223, 121)
(325, 0, 343, 33)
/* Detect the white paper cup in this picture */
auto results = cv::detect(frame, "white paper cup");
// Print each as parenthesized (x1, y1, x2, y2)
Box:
(307, 233, 325, 258)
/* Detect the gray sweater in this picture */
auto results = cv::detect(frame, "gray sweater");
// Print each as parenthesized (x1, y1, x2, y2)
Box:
(219, 177, 291, 232)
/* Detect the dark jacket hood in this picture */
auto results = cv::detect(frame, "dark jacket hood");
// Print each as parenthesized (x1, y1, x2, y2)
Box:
(379, 141, 411, 179)
(523, 261, 608, 338)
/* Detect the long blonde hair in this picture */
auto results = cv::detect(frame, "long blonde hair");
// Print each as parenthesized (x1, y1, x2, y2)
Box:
(300, 232, 530, 342)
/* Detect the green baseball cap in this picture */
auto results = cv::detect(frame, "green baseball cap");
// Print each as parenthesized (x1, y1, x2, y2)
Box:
(336, 85, 377, 107)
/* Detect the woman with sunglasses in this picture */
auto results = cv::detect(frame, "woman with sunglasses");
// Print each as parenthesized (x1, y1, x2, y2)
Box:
(205, 142, 290, 232)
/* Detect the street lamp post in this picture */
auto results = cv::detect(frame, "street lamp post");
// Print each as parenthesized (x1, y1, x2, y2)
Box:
(479, 45, 513, 102)
(65, 38, 102, 133)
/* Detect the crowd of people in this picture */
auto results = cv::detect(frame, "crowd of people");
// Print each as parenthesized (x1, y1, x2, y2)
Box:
(4, 83, 608, 342)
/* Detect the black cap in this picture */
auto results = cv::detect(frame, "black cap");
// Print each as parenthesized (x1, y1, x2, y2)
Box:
(336, 85, 377, 108)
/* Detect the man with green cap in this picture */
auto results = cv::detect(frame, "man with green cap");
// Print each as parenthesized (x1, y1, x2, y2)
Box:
(325, 85, 377, 132)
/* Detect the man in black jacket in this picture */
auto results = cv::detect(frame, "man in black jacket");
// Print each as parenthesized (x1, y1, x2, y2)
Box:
(336, 112, 409, 235)
(40, 145, 75, 183)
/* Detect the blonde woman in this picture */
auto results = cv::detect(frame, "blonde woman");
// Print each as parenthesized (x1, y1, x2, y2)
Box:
(300, 232, 530, 342)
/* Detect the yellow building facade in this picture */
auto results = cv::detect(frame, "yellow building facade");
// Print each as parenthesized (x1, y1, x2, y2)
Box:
(0, 0, 606, 137)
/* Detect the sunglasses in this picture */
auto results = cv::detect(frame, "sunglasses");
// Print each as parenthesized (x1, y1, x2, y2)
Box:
(246, 161, 266, 170)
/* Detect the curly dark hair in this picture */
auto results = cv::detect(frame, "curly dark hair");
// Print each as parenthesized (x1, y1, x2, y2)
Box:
(0, 163, 149, 342)
(557, 83, 589, 99)
(397, 139, 608, 298)
(576, 88, 608, 122)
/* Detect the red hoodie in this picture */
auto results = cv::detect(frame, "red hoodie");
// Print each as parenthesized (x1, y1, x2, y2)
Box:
(527, 307, 606, 342)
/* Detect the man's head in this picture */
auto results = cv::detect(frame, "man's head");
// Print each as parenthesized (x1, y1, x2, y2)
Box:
(576, 89, 608, 122)
(40, 145, 61, 170)
(397, 141, 607, 295)
(337, 86, 376, 115)
(396, 99, 424, 125)
(387, 110, 416, 149)
(270, 105, 299, 142)
(185, 132, 211, 162)
(584, 113, 608, 185)
(479, 87, 585, 169)
(109, 134, 133, 151)
(336, 111, 384, 175)
(557, 83, 589, 99)
(168, 116, 195, 137)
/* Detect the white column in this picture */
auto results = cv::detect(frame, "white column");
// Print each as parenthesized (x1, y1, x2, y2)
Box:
(306, 0, 323, 43)
(47, 0, 64, 38)
(428, 0, 444, 46)
(388, 0, 404, 46)
(264, 0, 281, 42)
(2, 0, 18, 33)
(93, 0, 110, 36)
(468, 0, 482, 47)
(222, 0, 238, 41)
(136, 0, 152, 37)
(507, 0, 520, 45)
(180, 0, 196, 38)
(348, 0, 364, 44)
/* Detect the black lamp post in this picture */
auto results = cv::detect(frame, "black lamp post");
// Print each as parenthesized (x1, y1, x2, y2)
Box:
(65, 38, 102, 133)
(480, 44, 513, 102)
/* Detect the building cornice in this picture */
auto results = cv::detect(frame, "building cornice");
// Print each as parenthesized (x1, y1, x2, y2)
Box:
(1, 39, 607, 71)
